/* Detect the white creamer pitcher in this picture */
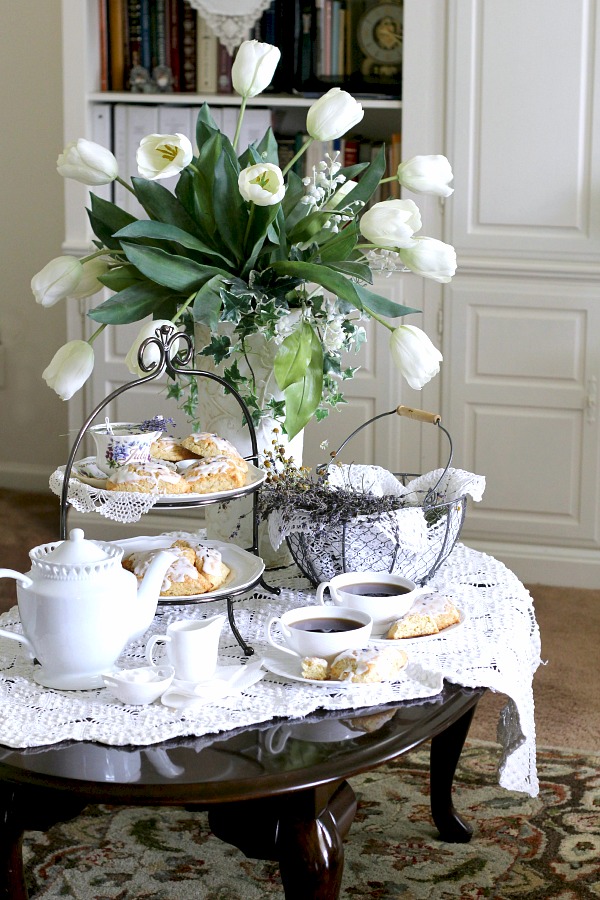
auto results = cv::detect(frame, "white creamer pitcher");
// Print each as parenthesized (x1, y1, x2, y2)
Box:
(0, 528, 176, 690)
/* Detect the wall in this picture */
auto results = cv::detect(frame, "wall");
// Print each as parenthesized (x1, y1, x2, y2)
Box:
(0, 0, 68, 491)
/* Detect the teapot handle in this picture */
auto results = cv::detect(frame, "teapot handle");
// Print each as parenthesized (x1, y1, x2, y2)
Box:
(0, 570, 33, 589)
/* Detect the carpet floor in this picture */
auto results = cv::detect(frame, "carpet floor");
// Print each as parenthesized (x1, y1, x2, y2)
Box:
(21, 741, 600, 899)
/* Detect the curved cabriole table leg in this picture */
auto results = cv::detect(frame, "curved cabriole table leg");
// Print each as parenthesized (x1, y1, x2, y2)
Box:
(0, 785, 27, 900)
(429, 703, 477, 842)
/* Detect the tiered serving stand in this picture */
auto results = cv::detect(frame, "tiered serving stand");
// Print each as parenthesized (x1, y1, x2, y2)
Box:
(55, 323, 278, 656)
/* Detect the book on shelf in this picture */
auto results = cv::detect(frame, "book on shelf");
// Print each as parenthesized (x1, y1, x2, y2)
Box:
(99, 0, 402, 99)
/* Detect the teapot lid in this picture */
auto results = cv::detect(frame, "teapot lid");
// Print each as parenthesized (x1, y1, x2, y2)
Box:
(46, 528, 111, 565)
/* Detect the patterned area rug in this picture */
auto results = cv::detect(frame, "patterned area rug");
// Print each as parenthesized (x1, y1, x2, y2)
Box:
(23, 741, 599, 899)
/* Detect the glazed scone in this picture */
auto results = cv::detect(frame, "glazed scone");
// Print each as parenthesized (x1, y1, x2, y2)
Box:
(181, 456, 246, 493)
(329, 646, 408, 683)
(301, 657, 329, 680)
(171, 539, 231, 591)
(180, 432, 248, 471)
(386, 595, 461, 639)
(122, 545, 213, 597)
(150, 436, 198, 462)
(106, 461, 189, 494)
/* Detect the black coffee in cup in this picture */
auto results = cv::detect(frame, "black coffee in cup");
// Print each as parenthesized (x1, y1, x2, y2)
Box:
(339, 582, 410, 598)
(290, 617, 364, 634)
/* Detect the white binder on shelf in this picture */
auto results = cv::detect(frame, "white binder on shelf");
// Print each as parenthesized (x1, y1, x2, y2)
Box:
(157, 105, 194, 194)
(90, 104, 114, 203)
(113, 104, 159, 218)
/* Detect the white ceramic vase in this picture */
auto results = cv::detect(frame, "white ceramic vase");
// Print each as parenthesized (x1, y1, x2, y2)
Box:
(193, 323, 304, 568)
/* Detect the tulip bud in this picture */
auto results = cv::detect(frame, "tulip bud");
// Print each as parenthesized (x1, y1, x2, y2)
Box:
(42, 340, 94, 400)
(125, 319, 176, 376)
(399, 236, 457, 283)
(396, 155, 454, 197)
(390, 325, 443, 390)
(238, 162, 285, 206)
(31, 256, 83, 308)
(57, 139, 118, 186)
(136, 133, 193, 181)
(232, 40, 281, 98)
(359, 199, 422, 249)
(306, 88, 364, 141)
(67, 257, 110, 301)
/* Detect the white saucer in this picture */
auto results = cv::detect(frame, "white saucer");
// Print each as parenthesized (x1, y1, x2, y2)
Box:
(368, 609, 466, 645)
(112, 534, 265, 602)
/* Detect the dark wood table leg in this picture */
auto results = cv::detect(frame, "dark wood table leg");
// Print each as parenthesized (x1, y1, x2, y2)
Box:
(208, 780, 356, 900)
(0, 785, 28, 900)
(429, 703, 477, 842)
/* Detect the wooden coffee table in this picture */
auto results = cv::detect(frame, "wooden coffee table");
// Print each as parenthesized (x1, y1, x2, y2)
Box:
(0, 682, 483, 900)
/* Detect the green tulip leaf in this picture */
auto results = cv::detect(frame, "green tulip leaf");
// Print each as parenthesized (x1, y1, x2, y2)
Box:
(327, 260, 373, 282)
(131, 178, 203, 235)
(87, 281, 174, 324)
(340, 145, 387, 208)
(283, 327, 324, 439)
(114, 220, 232, 265)
(242, 204, 282, 277)
(268, 260, 365, 309)
(195, 103, 221, 147)
(317, 223, 359, 262)
(87, 196, 137, 249)
(213, 152, 246, 261)
(191, 274, 224, 331)
(121, 242, 229, 293)
(274, 320, 313, 391)
(287, 210, 333, 244)
(352, 281, 421, 318)
(98, 266, 142, 291)
(254, 127, 280, 165)
(281, 170, 305, 218)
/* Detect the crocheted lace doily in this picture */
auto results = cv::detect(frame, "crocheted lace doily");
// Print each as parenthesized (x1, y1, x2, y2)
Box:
(188, 1, 273, 55)
(0, 545, 541, 796)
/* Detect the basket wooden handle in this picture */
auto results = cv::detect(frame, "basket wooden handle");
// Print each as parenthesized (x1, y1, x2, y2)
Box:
(395, 405, 441, 425)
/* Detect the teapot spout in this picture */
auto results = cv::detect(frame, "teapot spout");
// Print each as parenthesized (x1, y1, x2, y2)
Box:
(133, 550, 177, 641)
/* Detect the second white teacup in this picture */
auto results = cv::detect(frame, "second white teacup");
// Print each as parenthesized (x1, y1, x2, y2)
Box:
(315, 572, 428, 631)
(145, 615, 225, 683)
(265, 605, 372, 663)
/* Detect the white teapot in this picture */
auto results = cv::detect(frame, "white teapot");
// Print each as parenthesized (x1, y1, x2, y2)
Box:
(0, 528, 176, 690)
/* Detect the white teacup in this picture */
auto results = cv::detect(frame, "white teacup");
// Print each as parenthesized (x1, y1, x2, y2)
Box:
(315, 572, 428, 631)
(265, 605, 372, 663)
(89, 422, 162, 476)
(145, 615, 225, 684)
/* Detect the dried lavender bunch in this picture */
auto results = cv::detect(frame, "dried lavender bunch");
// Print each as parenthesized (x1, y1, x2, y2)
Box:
(258, 441, 410, 528)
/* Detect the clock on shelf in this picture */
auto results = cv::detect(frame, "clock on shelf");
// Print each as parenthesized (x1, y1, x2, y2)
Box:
(357, 1, 403, 79)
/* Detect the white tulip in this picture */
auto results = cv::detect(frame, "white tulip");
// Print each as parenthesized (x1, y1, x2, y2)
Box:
(399, 236, 457, 283)
(390, 325, 443, 390)
(57, 138, 118, 185)
(31, 256, 83, 308)
(359, 199, 422, 249)
(136, 133, 193, 181)
(67, 257, 110, 300)
(238, 163, 285, 206)
(231, 40, 281, 98)
(396, 155, 454, 197)
(306, 88, 364, 141)
(125, 319, 176, 376)
(42, 340, 94, 401)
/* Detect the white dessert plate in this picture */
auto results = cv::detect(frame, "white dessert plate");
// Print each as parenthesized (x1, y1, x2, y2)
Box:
(261, 646, 442, 693)
(112, 534, 265, 602)
(70, 457, 266, 501)
(368, 608, 466, 646)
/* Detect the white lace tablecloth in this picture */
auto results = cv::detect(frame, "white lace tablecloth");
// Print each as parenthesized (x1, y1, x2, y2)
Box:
(0, 544, 541, 796)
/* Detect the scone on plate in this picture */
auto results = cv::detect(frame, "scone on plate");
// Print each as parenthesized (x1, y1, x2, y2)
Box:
(181, 456, 246, 493)
(301, 657, 329, 681)
(386, 595, 461, 639)
(123, 539, 231, 597)
(329, 646, 408, 683)
(180, 432, 248, 471)
(106, 461, 189, 494)
(150, 436, 198, 463)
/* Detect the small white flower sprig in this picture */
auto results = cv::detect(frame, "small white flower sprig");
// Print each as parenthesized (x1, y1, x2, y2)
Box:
(33, 39, 456, 436)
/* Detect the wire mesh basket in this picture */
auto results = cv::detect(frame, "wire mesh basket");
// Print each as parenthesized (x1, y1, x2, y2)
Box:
(286, 406, 467, 586)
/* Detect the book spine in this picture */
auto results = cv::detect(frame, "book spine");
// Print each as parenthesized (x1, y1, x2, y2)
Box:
(126, 0, 142, 87)
(139, 0, 152, 71)
(167, 0, 181, 90)
(179, 2, 197, 92)
(154, 0, 167, 68)
(216, 42, 233, 94)
(196, 16, 218, 94)
(108, 0, 126, 90)
(98, 0, 109, 91)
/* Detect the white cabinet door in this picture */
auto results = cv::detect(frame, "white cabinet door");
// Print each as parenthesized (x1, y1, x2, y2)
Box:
(444, 275, 600, 547)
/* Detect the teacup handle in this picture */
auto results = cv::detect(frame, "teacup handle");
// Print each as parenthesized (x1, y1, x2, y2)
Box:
(145, 634, 170, 667)
(315, 582, 331, 605)
(265, 617, 300, 658)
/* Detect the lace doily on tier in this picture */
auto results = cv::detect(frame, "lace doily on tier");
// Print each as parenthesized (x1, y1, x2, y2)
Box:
(49, 466, 162, 523)
(0, 545, 541, 796)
